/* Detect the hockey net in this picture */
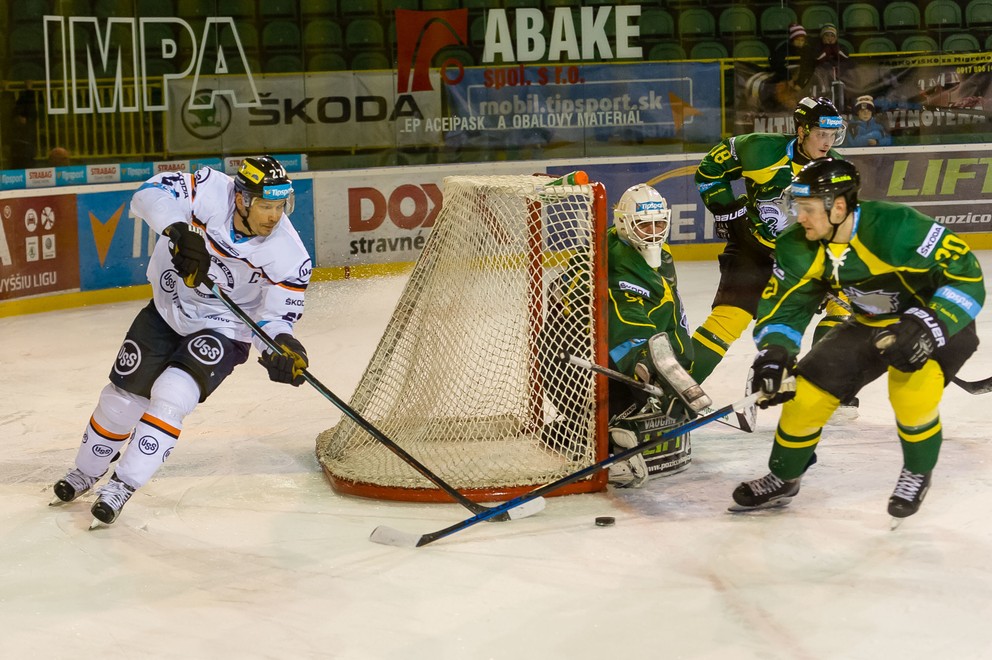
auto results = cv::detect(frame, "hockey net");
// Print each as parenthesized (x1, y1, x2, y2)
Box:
(316, 174, 609, 502)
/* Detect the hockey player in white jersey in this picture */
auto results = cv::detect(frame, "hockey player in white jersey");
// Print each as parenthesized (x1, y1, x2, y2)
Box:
(53, 155, 312, 525)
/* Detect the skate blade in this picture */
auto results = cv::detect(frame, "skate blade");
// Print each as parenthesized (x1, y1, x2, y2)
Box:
(889, 516, 909, 530)
(89, 518, 104, 530)
(49, 497, 70, 507)
(727, 497, 793, 513)
(735, 406, 757, 433)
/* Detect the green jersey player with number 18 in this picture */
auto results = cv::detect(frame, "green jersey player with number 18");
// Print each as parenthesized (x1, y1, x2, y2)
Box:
(692, 97, 847, 384)
(732, 158, 983, 521)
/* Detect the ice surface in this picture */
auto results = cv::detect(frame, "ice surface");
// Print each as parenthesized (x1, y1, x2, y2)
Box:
(3, 256, 992, 659)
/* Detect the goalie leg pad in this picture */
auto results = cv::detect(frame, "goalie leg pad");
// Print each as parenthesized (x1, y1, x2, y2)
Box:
(610, 410, 692, 482)
(648, 333, 712, 413)
(608, 426, 649, 488)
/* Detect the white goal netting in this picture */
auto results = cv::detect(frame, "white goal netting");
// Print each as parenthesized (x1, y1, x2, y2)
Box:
(316, 174, 609, 501)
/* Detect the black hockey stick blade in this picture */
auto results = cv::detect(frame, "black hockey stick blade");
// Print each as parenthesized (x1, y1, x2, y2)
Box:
(207, 283, 544, 523)
(951, 375, 992, 394)
(370, 389, 765, 548)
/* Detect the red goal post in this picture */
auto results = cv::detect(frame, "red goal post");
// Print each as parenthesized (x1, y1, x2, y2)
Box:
(316, 173, 610, 502)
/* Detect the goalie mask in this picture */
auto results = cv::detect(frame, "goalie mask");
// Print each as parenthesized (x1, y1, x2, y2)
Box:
(235, 155, 295, 216)
(614, 184, 672, 269)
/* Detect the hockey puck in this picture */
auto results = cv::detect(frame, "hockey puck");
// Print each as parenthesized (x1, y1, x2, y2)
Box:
(595, 516, 615, 527)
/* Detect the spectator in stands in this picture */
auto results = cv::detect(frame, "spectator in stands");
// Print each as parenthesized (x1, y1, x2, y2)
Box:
(846, 96, 892, 147)
(769, 24, 818, 108)
(9, 89, 38, 169)
(48, 147, 71, 167)
(815, 23, 849, 79)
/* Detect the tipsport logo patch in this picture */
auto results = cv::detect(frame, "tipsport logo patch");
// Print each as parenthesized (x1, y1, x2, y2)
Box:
(114, 339, 141, 376)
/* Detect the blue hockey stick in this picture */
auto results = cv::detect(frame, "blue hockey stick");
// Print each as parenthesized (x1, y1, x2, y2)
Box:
(370, 389, 765, 547)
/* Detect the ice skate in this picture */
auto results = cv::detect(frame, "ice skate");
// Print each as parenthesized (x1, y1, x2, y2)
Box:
(51, 468, 101, 505)
(729, 472, 801, 512)
(90, 475, 136, 526)
(888, 467, 931, 526)
(833, 396, 860, 422)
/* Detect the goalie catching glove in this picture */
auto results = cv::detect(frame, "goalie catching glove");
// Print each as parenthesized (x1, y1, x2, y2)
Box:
(163, 222, 211, 288)
(710, 196, 747, 240)
(751, 345, 797, 409)
(259, 334, 309, 386)
(872, 307, 946, 372)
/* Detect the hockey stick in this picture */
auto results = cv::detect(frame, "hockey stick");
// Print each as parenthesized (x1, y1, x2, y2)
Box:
(824, 291, 990, 394)
(370, 389, 765, 548)
(208, 283, 545, 522)
(560, 351, 747, 431)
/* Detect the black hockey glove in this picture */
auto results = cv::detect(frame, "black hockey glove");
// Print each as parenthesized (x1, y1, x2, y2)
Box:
(710, 196, 747, 241)
(751, 345, 797, 409)
(259, 334, 309, 386)
(163, 222, 211, 288)
(872, 307, 947, 372)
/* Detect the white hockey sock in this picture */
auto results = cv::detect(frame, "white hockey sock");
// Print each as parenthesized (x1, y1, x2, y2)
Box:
(74, 384, 148, 479)
(114, 367, 199, 490)
(114, 414, 180, 489)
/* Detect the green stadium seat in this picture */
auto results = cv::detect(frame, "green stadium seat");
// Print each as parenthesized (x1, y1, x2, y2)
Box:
(220, 22, 259, 54)
(12, 0, 50, 22)
(800, 5, 838, 33)
(842, 3, 881, 33)
(690, 40, 728, 59)
(719, 6, 757, 37)
(350, 50, 391, 70)
(733, 38, 770, 59)
(345, 18, 385, 51)
(678, 8, 716, 39)
(858, 35, 897, 53)
(639, 9, 675, 41)
(304, 19, 345, 53)
(260, 0, 298, 19)
(301, 0, 338, 18)
(900, 34, 939, 52)
(341, 0, 378, 18)
(648, 41, 686, 61)
(966, 0, 992, 27)
(925, 0, 963, 28)
(136, 0, 176, 17)
(942, 32, 981, 51)
(262, 21, 302, 52)
(264, 54, 304, 73)
(175, 0, 214, 19)
(760, 5, 798, 38)
(8, 61, 47, 81)
(217, 0, 258, 19)
(883, 2, 921, 31)
(308, 51, 348, 71)
(381, 0, 418, 11)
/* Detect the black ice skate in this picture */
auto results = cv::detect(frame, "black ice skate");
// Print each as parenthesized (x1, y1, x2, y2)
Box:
(729, 473, 801, 512)
(90, 475, 136, 526)
(52, 468, 101, 504)
(888, 468, 931, 519)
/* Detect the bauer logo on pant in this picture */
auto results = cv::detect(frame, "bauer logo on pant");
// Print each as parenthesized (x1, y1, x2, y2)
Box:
(114, 340, 141, 376)
(189, 335, 224, 365)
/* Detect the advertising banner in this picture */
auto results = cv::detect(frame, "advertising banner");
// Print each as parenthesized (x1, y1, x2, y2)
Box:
(165, 72, 444, 154)
(734, 52, 992, 139)
(0, 195, 80, 300)
(443, 61, 722, 151)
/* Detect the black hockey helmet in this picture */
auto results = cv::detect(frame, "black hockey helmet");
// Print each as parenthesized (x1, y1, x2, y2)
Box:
(234, 155, 294, 214)
(793, 96, 846, 145)
(785, 157, 860, 215)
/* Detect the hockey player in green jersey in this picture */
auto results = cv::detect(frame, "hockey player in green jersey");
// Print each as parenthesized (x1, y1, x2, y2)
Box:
(732, 158, 984, 520)
(542, 184, 697, 487)
(692, 96, 850, 385)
